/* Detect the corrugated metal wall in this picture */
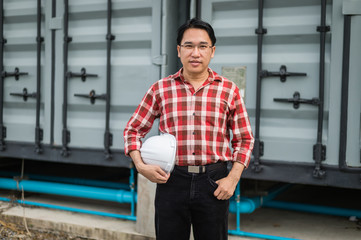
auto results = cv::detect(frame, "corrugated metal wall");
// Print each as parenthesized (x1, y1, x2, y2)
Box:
(203, 0, 330, 164)
(201, 0, 361, 188)
(54, 0, 162, 149)
(0, 0, 180, 167)
(3, 0, 43, 143)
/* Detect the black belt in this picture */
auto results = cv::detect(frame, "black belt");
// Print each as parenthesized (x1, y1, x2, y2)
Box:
(175, 161, 227, 174)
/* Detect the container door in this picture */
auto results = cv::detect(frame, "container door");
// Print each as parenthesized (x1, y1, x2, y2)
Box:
(201, 0, 331, 164)
(53, 0, 163, 160)
(1, 0, 47, 150)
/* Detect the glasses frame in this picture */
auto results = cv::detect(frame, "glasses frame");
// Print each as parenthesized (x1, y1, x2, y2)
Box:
(179, 43, 213, 52)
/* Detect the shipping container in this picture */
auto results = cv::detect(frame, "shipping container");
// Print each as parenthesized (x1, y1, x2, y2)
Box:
(0, 0, 360, 190)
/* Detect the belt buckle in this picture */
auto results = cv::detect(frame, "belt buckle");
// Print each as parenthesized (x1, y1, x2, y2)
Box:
(188, 166, 205, 173)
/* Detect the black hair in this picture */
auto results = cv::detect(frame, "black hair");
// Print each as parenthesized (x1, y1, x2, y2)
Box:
(176, 18, 216, 46)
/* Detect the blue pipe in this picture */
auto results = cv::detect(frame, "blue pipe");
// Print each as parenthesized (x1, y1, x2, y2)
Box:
(0, 197, 136, 221)
(129, 167, 136, 217)
(229, 184, 291, 214)
(229, 197, 259, 214)
(264, 200, 361, 219)
(0, 177, 137, 204)
(0, 170, 131, 190)
(228, 183, 300, 240)
(228, 230, 300, 240)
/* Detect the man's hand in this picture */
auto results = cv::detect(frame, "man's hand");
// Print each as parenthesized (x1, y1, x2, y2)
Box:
(129, 150, 170, 184)
(137, 164, 170, 184)
(214, 176, 238, 200)
(214, 161, 245, 200)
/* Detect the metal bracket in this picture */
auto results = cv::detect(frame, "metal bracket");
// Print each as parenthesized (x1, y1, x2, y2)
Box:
(152, 54, 168, 66)
(252, 162, 263, 173)
(36, 36, 44, 43)
(2, 67, 28, 80)
(35, 127, 44, 154)
(67, 68, 98, 82)
(313, 143, 326, 162)
(252, 139, 264, 173)
(255, 28, 267, 35)
(313, 142, 326, 179)
(74, 90, 106, 104)
(1, 125, 6, 139)
(61, 128, 71, 157)
(261, 65, 307, 82)
(106, 33, 115, 41)
(35, 127, 44, 142)
(343, 0, 361, 15)
(317, 25, 330, 33)
(274, 92, 320, 109)
(104, 131, 113, 147)
(10, 88, 37, 101)
(313, 166, 326, 179)
(0, 125, 6, 151)
(104, 131, 113, 161)
(64, 36, 72, 43)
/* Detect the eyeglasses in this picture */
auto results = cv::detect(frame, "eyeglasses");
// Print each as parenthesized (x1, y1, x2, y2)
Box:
(180, 43, 213, 52)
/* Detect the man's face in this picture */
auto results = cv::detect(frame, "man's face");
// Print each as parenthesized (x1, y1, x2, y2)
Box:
(177, 28, 215, 77)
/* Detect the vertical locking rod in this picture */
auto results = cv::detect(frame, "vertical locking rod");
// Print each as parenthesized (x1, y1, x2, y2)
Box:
(61, 0, 71, 156)
(50, 0, 56, 146)
(104, 0, 115, 160)
(313, 0, 330, 178)
(0, 0, 6, 151)
(253, 0, 267, 173)
(35, 0, 44, 154)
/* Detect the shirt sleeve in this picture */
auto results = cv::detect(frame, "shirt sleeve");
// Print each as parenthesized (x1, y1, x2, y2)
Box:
(123, 84, 160, 156)
(228, 89, 254, 168)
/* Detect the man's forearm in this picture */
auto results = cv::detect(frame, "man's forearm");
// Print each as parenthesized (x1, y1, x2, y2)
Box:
(129, 150, 145, 172)
(214, 161, 245, 200)
(129, 149, 169, 183)
(228, 161, 245, 184)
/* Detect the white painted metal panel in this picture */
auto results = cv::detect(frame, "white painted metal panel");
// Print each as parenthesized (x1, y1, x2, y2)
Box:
(2, 0, 45, 143)
(51, 0, 163, 151)
(0, 0, 180, 166)
(201, 0, 333, 164)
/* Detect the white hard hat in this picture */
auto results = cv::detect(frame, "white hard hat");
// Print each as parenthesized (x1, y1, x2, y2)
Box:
(140, 133, 177, 173)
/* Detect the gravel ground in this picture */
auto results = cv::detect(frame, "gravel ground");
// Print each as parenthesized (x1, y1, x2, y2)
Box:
(0, 219, 91, 240)
(0, 194, 92, 240)
(0, 205, 92, 240)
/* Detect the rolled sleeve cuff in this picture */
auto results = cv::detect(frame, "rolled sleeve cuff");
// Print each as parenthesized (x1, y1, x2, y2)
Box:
(233, 151, 252, 169)
(125, 144, 141, 156)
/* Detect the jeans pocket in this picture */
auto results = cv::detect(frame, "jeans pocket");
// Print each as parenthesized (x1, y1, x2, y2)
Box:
(208, 177, 218, 189)
(207, 166, 228, 192)
(206, 176, 218, 199)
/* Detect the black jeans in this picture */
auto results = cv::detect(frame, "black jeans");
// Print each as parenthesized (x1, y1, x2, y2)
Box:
(155, 162, 229, 240)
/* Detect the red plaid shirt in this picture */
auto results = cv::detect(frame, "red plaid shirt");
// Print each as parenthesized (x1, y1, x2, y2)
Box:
(124, 68, 254, 167)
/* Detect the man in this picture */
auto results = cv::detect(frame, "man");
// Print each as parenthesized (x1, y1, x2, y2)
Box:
(124, 18, 254, 240)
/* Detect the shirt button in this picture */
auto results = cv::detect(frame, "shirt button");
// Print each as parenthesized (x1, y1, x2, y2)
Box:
(193, 112, 195, 116)
(192, 132, 195, 135)
(192, 152, 195, 155)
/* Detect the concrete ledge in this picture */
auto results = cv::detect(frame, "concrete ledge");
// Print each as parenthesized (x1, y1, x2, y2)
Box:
(0, 203, 154, 240)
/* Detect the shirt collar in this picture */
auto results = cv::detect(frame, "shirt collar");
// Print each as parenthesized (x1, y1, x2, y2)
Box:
(173, 68, 223, 83)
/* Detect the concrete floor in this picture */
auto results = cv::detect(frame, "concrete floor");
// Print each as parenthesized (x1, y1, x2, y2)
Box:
(228, 208, 361, 240)
(0, 191, 360, 240)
